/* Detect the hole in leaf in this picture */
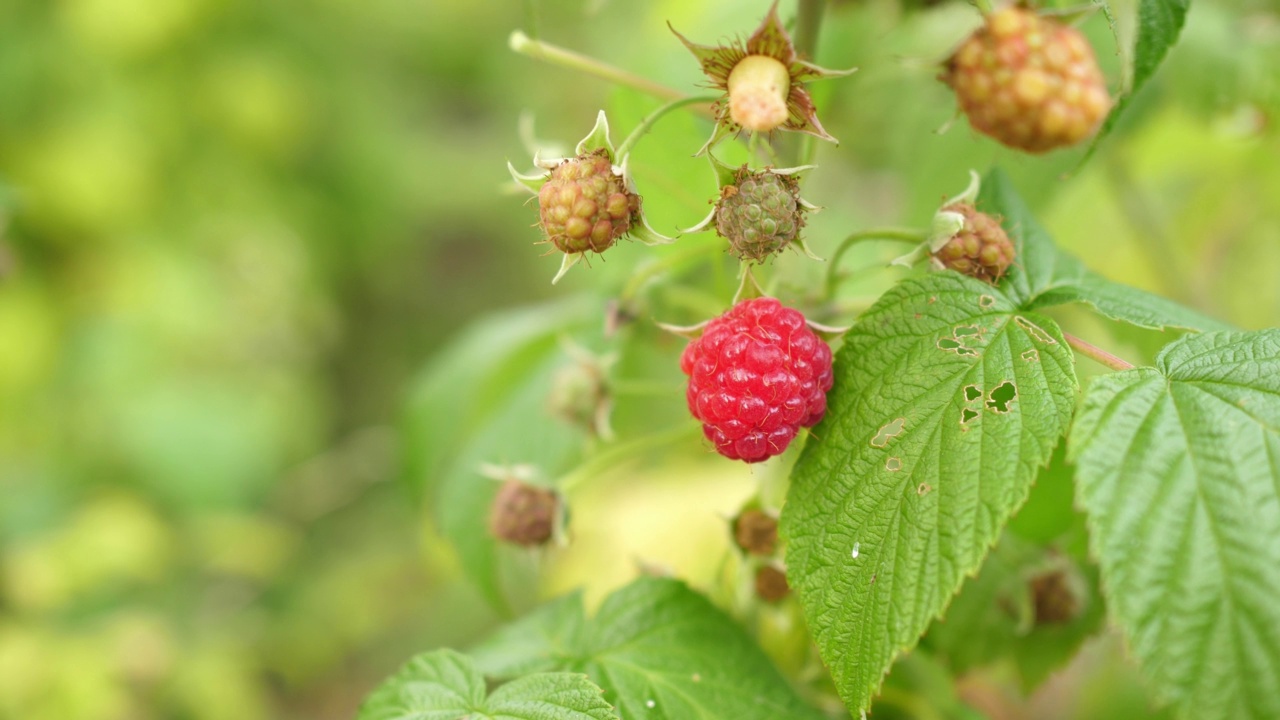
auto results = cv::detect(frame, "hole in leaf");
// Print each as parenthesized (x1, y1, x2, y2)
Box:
(937, 337, 978, 357)
(963, 384, 982, 402)
(953, 324, 983, 337)
(986, 381, 1017, 413)
(1021, 348, 1040, 363)
(978, 295, 996, 309)
(871, 418, 906, 447)
(917, 483, 932, 496)
(1015, 316, 1057, 345)
(885, 457, 902, 472)
(961, 408, 979, 424)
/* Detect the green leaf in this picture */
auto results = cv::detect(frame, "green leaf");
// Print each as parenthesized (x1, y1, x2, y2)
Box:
(403, 298, 597, 610)
(979, 168, 1230, 331)
(782, 272, 1078, 714)
(1028, 273, 1233, 333)
(923, 529, 1105, 693)
(1070, 330, 1280, 720)
(977, 168, 1086, 308)
(402, 296, 596, 500)
(359, 648, 619, 720)
(469, 577, 825, 720)
(1084, 0, 1192, 157)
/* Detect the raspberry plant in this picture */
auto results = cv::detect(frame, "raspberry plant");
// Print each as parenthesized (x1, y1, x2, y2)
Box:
(376, 2, 1280, 720)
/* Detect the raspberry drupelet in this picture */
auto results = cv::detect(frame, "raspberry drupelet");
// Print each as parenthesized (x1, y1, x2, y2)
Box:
(680, 297, 834, 463)
(942, 6, 1111, 153)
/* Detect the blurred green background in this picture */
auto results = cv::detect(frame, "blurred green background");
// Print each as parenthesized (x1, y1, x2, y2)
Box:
(0, 0, 1276, 718)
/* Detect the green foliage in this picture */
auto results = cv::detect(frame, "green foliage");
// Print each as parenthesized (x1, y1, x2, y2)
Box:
(4, 0, 1277, 718)
(923, 527, 1105, 692)
(359, 649, 618, 720)
(404, 298, 597, 611)
(978, 169, 1229, 332)
(782, 271, 1077, 714)
(469, 578, 824, 720)
(1070, 330, 1280, 720)
(1090, 0, 1193, 151)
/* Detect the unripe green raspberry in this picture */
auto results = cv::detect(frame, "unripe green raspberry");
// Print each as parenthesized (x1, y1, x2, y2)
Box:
(932, 203, 1015, 283)
(943, 7, 1111, 153)
(537, 149, 640, 255)
(715, 167, 804, 261)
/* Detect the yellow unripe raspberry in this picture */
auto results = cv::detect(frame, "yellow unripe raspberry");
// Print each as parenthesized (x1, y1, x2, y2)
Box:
(943, 7, 1111, 153)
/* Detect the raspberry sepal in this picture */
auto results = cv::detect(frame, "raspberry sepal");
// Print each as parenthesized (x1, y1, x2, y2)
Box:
(670, 1, 855, 154)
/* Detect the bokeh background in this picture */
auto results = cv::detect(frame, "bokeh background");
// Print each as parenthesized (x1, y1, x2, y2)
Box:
(0, 0, 1277, 718)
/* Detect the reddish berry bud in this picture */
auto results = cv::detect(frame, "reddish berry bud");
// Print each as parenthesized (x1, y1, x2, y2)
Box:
(537, 149, 640, 255)
(931, 203, 1015, 283)
(489, 479, 560, 547)
(733, 508, 780, 556)
(1030, 568, 1083, 625)
(754, 564, 791, 603)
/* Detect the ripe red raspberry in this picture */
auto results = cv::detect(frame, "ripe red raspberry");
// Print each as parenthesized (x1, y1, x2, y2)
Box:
(680, 297, 834, 463)
(942, 7, 1111, 153)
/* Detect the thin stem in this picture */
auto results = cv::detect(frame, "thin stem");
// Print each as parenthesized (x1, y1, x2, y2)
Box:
(557, 425, 700, 492)
(510, 31, 692, 106)
(793, 0, 826, 60)
(619, 238, 722, 303)
(615, 95, 720, 158)
(748, 131, 762, 169)
(788, 0, 825, 167)
(824, 227, 927, 298)
(610, 379, 682, 397)
(1063, 331, 1135, 371)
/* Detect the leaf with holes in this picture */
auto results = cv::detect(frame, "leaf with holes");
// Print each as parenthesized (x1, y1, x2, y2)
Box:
(1069, 330, 1280, 720)
(468, 577, 825, 720)
(358, 648, 619, 720)
(978, 168, 1230, 331)
(781, 272, 1077, 715)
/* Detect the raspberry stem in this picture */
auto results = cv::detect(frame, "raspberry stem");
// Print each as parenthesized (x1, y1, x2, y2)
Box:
(788, 0, 826, 167)
(556, 425, 701, 492)
(824, 227, 929, 298)
(1063, 331, 1135, 372)
(510, 31, 712, 115)
(615, 94, 720, 159)
(793, 0, 825, 61)
(618, 236, 723, 303)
